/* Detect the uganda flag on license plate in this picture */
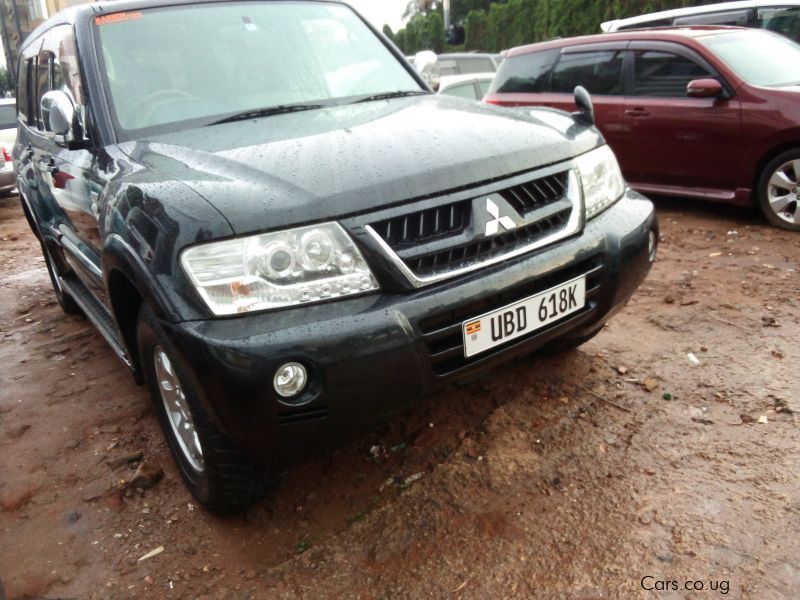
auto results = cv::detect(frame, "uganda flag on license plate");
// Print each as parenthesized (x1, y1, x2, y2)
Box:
(465, 320, 481, 335)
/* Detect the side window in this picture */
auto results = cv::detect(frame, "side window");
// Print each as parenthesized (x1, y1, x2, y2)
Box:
(34, 52, 50, 130)
(45, 26, 86, 107)
(550, 50, 624, 95)
(29, 25, 85, 133)
(489, 49, 558, 94)
(438, 60, 459, 77)
(457, 57, 495, 74)
(16, 57, 31, 123)
(442, 82, 478, 100)
(633, 51, 713, 97)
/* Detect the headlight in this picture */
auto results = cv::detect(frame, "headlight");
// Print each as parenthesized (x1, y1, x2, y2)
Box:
(181, 223, 379, 316)
(575, 145, 626, 220)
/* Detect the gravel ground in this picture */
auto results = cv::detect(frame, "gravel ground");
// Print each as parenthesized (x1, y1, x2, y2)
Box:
(0, 194, 798, 599)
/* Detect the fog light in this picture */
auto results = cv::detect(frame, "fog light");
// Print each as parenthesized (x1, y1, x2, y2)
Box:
(648, 230, 657, 262)
(273, 362, 307, 398)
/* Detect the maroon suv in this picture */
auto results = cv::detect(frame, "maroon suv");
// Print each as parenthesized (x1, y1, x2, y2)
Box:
(485, 27, 800, 230)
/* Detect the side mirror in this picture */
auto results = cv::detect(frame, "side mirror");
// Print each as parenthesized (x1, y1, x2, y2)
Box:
(687, 78, 723, 98)
(40, 90, 84, 145)
(572, 86, 595, 126)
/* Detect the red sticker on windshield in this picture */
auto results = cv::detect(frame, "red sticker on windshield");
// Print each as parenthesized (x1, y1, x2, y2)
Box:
(95, 11, 143, 25)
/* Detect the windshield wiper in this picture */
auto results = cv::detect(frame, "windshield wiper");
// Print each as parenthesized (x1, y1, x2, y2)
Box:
(351, 90, 430, 104)
(207, 91, 428, 125)
(208, 103, 326, 126)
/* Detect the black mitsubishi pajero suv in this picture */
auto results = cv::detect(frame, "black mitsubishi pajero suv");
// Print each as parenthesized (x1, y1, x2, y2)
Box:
(15, 0, 657, 513)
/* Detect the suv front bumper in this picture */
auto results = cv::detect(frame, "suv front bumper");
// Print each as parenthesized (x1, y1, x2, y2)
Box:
(162, 190, 657, 465)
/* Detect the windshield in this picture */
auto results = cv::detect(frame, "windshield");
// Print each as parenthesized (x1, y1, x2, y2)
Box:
(701, 29, 800, 87)
(93, 1, 422, 138)
(758, 6, 800, 43)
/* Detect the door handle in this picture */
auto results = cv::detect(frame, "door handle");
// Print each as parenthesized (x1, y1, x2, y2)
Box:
(625, 108, 650, 118)
(25, 144, 34, 160)
(38, 158, 59, 174)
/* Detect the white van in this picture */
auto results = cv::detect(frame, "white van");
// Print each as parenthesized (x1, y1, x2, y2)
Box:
(602, 1, 800, 42)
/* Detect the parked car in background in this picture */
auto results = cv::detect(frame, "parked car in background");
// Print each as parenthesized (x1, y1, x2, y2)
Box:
(0, 98, 17, 196)
(601, 1, 800, 43)
(437, 72, 495, 100)
(0, 98, 17, 146)
(437, 52, 502, 76)
(485, 27, 800, 230)
(411, 51, 502, 90)
(16, 0, 656, 513)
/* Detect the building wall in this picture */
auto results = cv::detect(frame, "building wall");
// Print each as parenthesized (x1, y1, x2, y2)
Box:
(1, 0, 88, 78)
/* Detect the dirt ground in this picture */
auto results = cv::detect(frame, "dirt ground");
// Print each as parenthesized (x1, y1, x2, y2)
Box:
(0, 193, 798, 599)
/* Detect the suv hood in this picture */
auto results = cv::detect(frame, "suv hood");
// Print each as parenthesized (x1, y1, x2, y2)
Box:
(120, 96, 602, 235)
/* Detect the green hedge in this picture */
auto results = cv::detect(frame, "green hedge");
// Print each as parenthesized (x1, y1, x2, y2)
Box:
(393, 12, 446, 55)
(394, 0, 716, 54)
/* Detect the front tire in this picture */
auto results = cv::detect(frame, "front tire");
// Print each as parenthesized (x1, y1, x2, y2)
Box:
(758, 150, 800, 231)
(137, 304, 262, 515)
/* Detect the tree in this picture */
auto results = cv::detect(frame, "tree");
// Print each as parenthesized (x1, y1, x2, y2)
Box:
(394, 29, 408, 53)
(451, 0, 501, 23)
(454, 0, 716, 52)
(424, 12, 446, 52)
(382, 24, 395, 41)
(396, 0, 713, 53)
(464, 9, 488, 50)
(403, 0, 439, 21)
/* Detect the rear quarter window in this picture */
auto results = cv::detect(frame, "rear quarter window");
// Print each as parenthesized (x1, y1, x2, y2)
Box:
(488, 49, 558, 94)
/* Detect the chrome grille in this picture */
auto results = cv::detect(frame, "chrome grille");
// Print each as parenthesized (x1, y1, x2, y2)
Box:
(406, 210, 570, 276)
(499, 172, 568, 214)
(370, 200, 471, 249)
(365, 166, 581, 287)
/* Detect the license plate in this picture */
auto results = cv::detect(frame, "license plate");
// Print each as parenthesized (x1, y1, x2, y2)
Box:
(462, 276, 586, 358)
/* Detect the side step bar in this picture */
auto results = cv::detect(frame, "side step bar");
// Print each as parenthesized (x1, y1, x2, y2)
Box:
(59, 274, 133, 369)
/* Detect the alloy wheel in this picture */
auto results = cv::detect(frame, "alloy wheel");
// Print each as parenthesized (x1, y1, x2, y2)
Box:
(153, 345, 205, 473)
(766, 159, 800, 226)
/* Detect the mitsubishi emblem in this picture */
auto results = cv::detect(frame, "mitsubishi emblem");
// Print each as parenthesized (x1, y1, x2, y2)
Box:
(484, 198, 517, 236)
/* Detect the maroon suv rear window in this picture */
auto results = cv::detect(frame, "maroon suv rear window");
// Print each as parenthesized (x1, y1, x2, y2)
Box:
(488, 49, 558, 94)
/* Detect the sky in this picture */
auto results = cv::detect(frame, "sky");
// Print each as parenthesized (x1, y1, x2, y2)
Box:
(343, 0, 409, 33)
